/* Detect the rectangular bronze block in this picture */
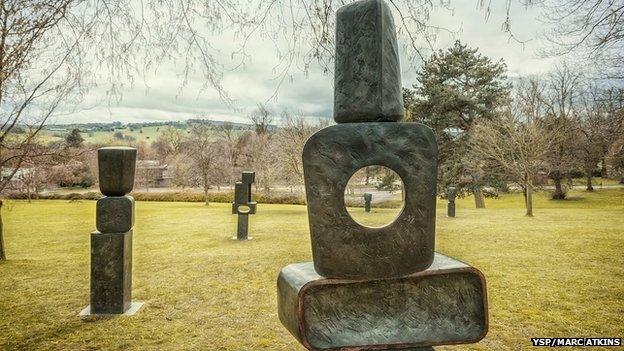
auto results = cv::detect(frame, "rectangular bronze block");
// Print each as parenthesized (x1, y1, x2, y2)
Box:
(241, 171, 255, 184)
(277, 253, 488, 350)
(334, 0, 404, 123)
(96, 196, 135, 233)
(90, 230, 133, 314)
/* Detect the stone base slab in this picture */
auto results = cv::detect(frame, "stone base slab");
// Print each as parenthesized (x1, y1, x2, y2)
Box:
(79, 301, 144, 316)
(231, 236, 253, 241)
(277, 253, 488, 350)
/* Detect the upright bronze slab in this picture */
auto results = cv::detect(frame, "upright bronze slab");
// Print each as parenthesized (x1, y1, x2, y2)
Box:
(277, 253, 488, 350)
(303, 122, 437, 279)
(334, 0, 404, 123)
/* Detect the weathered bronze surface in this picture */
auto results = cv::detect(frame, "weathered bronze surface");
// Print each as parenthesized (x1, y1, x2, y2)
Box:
(447, 186, 457, 218)
(303, 122, 437, 279)
(90, 230, 133, 314)
(96, 195, 135, 233)
(277, 253, 488, 350)
(97, 147, 136, 196)
(334, 0, 404, 123)
(363, 192, 372, 213)
(89, 147, 137, 315)
(232, 171, 257, 240)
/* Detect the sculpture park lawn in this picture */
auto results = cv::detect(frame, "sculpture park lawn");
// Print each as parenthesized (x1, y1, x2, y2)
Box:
(0, 188, 622, 350)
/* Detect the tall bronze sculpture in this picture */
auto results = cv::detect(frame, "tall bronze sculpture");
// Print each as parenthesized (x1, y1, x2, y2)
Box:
(447, 186, 457, 217)
(276, 0, 488, 349)
(364, 192, 372, 213)
(81, 147, 143, 316)
(232, 171, 257, 240)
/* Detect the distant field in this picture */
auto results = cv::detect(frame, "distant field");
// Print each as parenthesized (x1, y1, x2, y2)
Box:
(0, 188, 622, 350)
(39, 124, 247, 145)
(40, 126, 164, 145)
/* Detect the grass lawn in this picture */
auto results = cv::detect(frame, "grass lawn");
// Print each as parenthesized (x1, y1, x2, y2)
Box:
(0, 189, 623, 350)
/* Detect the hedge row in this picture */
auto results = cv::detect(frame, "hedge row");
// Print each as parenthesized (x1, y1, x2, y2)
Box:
(5, 190, 307, 205)
(6, 190, 403, 208)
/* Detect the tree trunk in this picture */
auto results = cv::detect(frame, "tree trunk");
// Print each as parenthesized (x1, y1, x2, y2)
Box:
(204, 187, 209, 206)
(552, 176, 566, 199)
(0, 200, 5, 261)
(473, 185, 485, 208)
(525, 179, 534, 217)
(586, 175, 594, 191)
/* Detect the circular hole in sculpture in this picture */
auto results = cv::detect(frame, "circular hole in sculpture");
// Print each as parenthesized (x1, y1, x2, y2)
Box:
(237, 205, 251, 214)
(344, 166, 405, 228)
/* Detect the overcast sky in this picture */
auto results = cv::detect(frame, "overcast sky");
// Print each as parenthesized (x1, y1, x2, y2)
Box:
(54, 1, 557, 125)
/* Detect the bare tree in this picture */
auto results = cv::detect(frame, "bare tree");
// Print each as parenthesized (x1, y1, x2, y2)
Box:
(537, 0, 624, 79)
(541, 64, 584, 199)
(576, 85, 624, 190)
(183, 124, 227, 205)
(248, 104, 274, 136)
(274, 114, 327, 188)
(218, 121, 240, 186)
(470, 78, 554, 216)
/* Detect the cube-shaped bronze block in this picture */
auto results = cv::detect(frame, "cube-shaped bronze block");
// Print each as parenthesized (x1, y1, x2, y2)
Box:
(241, 171, 255, 184)
(90, 230, 133, 314)
(277, 253, 488, 350)
(303, 123, 437, 279)
(96, 196, 135, 233)
(98, 147, 137, 196)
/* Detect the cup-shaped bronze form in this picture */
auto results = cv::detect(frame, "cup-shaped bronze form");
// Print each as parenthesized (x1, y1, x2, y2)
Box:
(98, 147, 137, 196)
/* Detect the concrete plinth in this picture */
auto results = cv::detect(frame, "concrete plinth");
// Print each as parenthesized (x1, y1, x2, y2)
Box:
(80, 301, 144, 317)
(277, 253, 488, 350)
(90, 230, 133, 314)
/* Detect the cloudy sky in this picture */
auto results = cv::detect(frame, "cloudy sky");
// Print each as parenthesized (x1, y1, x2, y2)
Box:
(55, 1, 558, 125)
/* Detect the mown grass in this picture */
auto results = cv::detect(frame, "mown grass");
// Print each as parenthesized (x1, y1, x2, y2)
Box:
(0, 189, 622, 350)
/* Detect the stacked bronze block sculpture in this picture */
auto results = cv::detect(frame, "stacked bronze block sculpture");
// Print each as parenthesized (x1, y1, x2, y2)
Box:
(447, 186, 457, 218)
(277, 0, 488, 349)
(364, 192, 372, 213)
(81, 147, 142, 316)
(232, 171, 257, 240)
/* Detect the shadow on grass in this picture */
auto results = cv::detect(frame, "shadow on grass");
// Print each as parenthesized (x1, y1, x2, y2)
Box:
(549, 196, 586, 202)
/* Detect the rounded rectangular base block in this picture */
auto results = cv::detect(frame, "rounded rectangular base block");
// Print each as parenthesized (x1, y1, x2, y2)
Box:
(277, 253, 488, 350)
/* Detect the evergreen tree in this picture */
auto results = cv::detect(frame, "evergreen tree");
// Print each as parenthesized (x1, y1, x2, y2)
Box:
(405, 40, 510, 207)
